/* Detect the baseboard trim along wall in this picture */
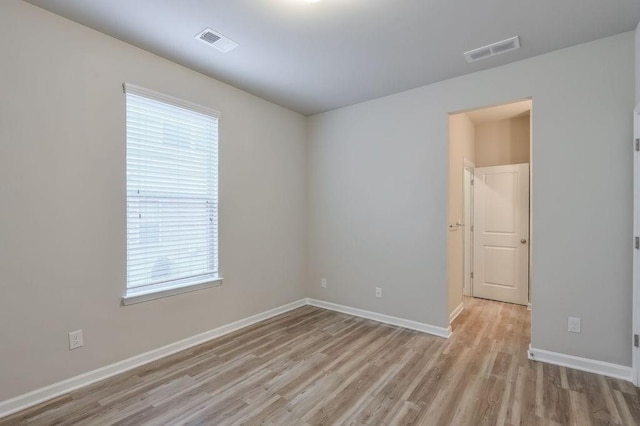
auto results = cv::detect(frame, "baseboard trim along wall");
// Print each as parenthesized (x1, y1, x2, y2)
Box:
(306, 298, 452, 338)
(528, 345, 633, 382)
(8, 298, 632, 418)
(449, 302, 464, 324)
(0, 299, 307, 419)
(0, 297, 450, 418)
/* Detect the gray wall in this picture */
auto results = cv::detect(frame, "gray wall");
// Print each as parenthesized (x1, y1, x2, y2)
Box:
(307, 32, 635, 366)
(0, 1, 308, 401)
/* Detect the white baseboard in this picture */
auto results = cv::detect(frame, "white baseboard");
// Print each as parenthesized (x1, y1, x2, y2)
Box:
(528, 345, 633, 382)
(527, 303, 532, 311)
(0, 299, 307, 419)
(306, 298, 451, 338)
(449, 302, 464, 324)
(6, 299, 633, 420)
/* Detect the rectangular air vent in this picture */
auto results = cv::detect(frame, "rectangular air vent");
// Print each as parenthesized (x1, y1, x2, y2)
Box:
(468, 48, 491, 62)
(464, 36, 520, 63)
(195, 28, 238, 53)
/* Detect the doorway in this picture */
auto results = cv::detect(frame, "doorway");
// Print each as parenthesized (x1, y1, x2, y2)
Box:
(447, 99, 532, 324)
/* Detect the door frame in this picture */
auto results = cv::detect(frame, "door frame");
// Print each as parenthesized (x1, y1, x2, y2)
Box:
(633, 104, 640, 386)
(463, 158, 475, 297)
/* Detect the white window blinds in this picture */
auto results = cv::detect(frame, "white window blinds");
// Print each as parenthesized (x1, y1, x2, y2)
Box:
(125, 84, 219, 295)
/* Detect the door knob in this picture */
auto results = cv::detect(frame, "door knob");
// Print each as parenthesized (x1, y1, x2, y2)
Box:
(520, 238, 527, 244)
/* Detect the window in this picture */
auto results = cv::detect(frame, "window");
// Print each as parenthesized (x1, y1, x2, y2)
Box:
(123, 84, 220, 304)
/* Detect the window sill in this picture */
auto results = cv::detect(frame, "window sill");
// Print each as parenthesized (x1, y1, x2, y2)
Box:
(122, 277, 223, 306)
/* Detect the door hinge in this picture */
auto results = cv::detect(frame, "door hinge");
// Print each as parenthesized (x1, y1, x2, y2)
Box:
(471, 225, 474, 232)
(636, 139, 639, 152)
(635, 237, 639, 250)
(470, 272, 474, 279)
(471, 179, 474, 186)
(635, 334, 639, 348)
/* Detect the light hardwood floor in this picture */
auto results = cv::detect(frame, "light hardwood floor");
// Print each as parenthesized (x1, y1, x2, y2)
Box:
(2, 297, 640, 425)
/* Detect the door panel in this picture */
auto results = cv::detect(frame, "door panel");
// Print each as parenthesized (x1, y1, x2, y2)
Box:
(473, 164, 529, 305)
(484, 246, 517, 288)
(484, 172, 517, 233)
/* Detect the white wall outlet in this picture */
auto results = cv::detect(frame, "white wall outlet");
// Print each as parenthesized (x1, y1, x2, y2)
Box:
(568, 317, 581, 333)
(375, 287, 382, 298)
(69, 330, 83, 350)
(321, 278, 327, 288)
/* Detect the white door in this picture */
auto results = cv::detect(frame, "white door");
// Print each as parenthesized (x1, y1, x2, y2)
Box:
(473, 163, 529, 305)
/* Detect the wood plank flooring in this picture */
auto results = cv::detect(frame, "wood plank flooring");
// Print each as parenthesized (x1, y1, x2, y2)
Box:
(2, 297, 640, 425)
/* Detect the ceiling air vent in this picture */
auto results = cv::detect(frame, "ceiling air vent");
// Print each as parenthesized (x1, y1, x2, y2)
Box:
(195, 28, 238, 53)
(464, 36, 520, 63)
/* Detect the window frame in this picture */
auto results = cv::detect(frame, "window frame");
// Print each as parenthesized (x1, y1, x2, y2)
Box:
(121, 84, 222, 306)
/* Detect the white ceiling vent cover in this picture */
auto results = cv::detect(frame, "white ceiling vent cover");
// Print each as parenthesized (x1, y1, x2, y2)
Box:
(464, 36, 520, 63)
(195, 28, 238, 53)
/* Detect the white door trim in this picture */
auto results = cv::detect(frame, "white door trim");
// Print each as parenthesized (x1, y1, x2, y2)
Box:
(633, 104, 640, 387)
(463, 158, 475, 297)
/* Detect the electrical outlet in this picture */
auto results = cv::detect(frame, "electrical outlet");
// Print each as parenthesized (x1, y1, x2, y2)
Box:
(375, 287, 382, 298)
(568, 317, 581, 333)
(69, 330, 83, 350)
(321, 278, 327, 288)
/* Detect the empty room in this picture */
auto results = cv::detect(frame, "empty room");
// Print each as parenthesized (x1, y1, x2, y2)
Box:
(2, 0, 640, 424)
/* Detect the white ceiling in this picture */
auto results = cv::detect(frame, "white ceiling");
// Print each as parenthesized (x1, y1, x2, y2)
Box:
(25, 0, 640, 116)
(463, 100, 532, 125)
